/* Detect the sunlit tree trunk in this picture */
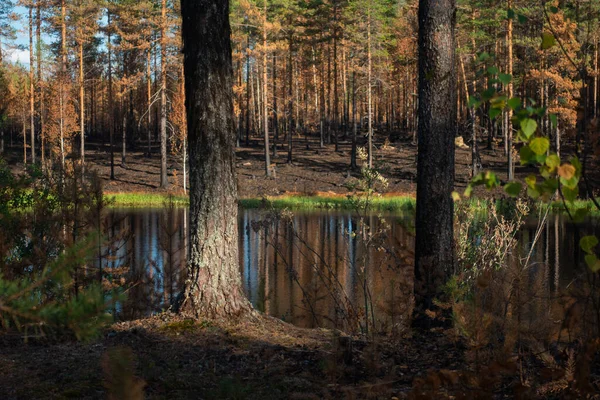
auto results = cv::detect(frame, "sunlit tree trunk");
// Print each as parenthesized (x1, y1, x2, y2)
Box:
(506, 0, 514, 180)
(351, 70, 357, 169)
(262, 0, 271, 177)
(107, 8, 115, 180)
(367, 5, 373, 169)
(159, 0, 169, 188)
(79, 41, 85, 165)
(60, 0, 67, 170)
(333, 0, 339, 152)
(29, 5, 35, 164)
(147, 47, 152, 157)
(180, 0, 253, 318)
(414, 0, 457, 312)
(287, 32, 293, 164)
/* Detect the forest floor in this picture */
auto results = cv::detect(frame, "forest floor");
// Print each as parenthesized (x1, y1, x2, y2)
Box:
(2, 312, 596, 399)
(4, 131, 574, 200)
(0, 313, 467, 399)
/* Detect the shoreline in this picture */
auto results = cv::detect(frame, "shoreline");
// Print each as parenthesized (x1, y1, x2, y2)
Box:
(104, 191, 417, 212)
(104, 191, 600, 216)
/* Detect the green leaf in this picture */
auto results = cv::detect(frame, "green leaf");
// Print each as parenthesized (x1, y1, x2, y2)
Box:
(527, 185, 540, 199)
(484, 172, 499, 189)
(472, 172, 485, 185)
(498, 73, 512, 85)
(549, 113, 558, 129)
(562, 186, 578, 202)
(585, 254, 600, 273)
(541, 32, 556, 50)
(478, 52, 491, 62)
(504, 182, 522, 197)
(529, 137, 550, 155)
(520, 118, 538, 139)
(507, 97, 521, 110)
(525, 175, 537, 189)
(507, 8, 515, 19)
(518, 14, 528, 24)
(520, 146, 535, 165)
(489, 108, 502, 120)
(468, 96, 482, 109)
(580, 236, 599, 254)
(451, 191, 461, 202)
(549, 6, 559, 13)
(545, 154, 560, 171)
(464, 185, 473, 198)
(560, 175, 579, 190)
(481, 88, 496, 101)
(487, 66, 499, 75)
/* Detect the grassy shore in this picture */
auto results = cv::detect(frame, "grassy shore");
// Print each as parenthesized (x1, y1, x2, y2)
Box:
(105, 192, 417, 212)
(104, 191, 600, 216)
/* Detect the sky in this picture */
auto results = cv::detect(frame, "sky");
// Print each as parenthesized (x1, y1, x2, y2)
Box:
(2, 4, 53, 66)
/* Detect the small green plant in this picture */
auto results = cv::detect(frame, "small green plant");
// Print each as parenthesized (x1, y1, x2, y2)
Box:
(0, 159, 119, 340)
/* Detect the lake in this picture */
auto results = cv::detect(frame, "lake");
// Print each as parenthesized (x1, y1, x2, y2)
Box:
(101, 207, 599, 332)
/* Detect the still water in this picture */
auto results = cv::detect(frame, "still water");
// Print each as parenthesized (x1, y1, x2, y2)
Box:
(101, 207, 598, 330)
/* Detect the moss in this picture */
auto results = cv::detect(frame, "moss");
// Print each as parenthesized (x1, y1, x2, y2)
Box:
(159, 319, 198, 334)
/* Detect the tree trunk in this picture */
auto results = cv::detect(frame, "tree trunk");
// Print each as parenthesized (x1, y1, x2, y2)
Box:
(160, 0, 169, 188)
(147, 47, 152, 157)
(60, 0, 66, 171)
(287, 33, 293, 164)
(273, 53, 278, 157)
(262, 0, 271, 177)
(351, 70, 357, 169)
(79, 41, 85, 165)
(367, 6, 373, 168)
(180, 0, 253, 318)
(506, 0, 514, 180)
(29, 5, 35, 164)
(36, 3, 44, 166)
(107, 9, 115, 180)
(414, 0, 457, 312)
(333, 0, 339, 152)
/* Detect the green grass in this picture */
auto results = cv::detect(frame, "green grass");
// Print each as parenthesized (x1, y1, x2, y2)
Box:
(546, 199, 600, 217)
(105, 192, 189, 208)
(105, 192, 417, 212)
(238, 195, 416, 212)
(105, 191, 600, 218)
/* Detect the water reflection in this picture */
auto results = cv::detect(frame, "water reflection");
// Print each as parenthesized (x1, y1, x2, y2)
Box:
(100, 208, 598, 331)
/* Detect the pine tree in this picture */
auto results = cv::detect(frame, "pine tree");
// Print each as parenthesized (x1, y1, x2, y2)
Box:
(180, 0, 253, 318)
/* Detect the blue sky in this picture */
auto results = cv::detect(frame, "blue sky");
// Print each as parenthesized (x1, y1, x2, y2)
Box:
(3, 5, 54, 66)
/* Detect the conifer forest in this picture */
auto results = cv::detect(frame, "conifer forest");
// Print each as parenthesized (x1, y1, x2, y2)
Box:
(0, 0, 600, 398)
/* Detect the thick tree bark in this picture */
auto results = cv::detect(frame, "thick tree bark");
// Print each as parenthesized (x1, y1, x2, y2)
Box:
(180, 0, 252, 318)
(414, 0, 457, 312)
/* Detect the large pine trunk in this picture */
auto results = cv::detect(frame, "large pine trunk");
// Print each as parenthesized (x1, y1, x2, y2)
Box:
(414, 0, 457, 312)
(180, 0, 252, 318)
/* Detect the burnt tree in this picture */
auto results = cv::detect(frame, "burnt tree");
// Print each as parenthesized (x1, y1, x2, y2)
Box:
(414, 0, 456, 312)
(180, 0, 252, 318)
